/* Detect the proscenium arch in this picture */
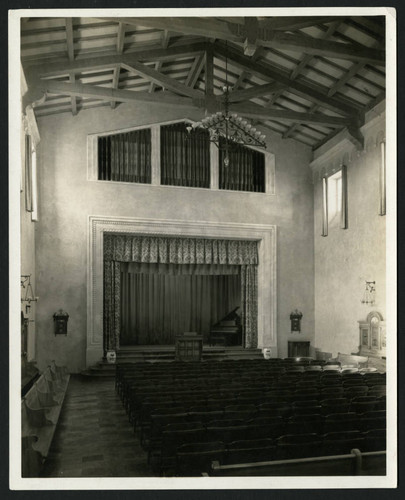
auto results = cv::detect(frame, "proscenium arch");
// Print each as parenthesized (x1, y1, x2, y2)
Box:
(87, 216, 277, 367)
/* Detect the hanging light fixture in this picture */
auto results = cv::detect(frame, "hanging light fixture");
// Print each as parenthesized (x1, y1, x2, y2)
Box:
(186, 42, 267, 166)
(21, 274, 38, 314)
(361, 280, 376, 305)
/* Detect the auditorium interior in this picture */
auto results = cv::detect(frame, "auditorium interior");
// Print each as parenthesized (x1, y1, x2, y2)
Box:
(15, 12, 394, 483)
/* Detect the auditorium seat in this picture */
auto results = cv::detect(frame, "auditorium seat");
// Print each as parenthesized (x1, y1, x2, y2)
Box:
(349, 396, 378, 413)
(320, 398, 350, 415)
(320, 387, 344, 398)
(362, 429, 386, 452)
(304, 365, 323, 372)
(276, 433, 323, 460)
(188, 406, 224, 423)
(160, 425, 207, 474)
(368, 385, 386, 398)
(322, 366, 341, 373)
(291, 391, 320, 402)
(176, 441, 226, 476)
(344, 385, 369, 399)
(257, 402, 292, 418)
(286, 414, 324, 435)
(293, 405, 322, 416)
(225, 438, 276, 464)
(323, 413, 360, 433)
(224, 404, 257, 420)
(360, 410, 386, 431)
(322, 431, 365, 456)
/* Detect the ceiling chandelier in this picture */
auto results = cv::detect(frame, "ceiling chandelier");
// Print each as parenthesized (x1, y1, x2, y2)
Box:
(186, 43, 267, 166)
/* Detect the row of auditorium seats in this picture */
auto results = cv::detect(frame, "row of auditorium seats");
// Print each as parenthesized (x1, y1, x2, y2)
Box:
(116, 359, 386, 476)
(157, 428, 386, 475)
(21, 362, 70, 477)
(147, 411, 386, 475)
(209, 449, 386, 477)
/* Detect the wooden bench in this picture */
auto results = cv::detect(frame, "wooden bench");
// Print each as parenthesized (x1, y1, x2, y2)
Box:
(21, 362, 70, 477)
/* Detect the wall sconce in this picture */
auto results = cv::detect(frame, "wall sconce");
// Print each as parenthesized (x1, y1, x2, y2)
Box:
(21, 274, 38, 314)
(290, 309, 303, 333)
(361, 281, 376, 305)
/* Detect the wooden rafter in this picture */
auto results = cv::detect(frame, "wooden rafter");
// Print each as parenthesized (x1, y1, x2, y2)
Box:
(232, 47, 264, 91)
(30, 76, 357, 129)
(122, 60, 204, 99)
(150, 30, 170, 93)
(111, 67, 120, 109)
(227, 82, 286, 103)
(116, 22, 126, 54)
(290, 20, 342, 80)
(213, 42, 361, 118)
(24, 42, 209, 79)
(114, 16, 384, 65)
(69, 73, 77, 115)
(34, 79, 196, 108)
(64, 18, 77, 116)
(259, 32, 384, 66)
(231, 102, 352, 126)
(243, 17, 258, 56)
(184, 54, 205, 88)
(256, 16, 342, 31)
(65, 18, 74, 61)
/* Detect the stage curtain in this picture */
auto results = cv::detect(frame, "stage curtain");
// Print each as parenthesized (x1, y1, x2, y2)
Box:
(120, 271, 241, 345)
(98, 129, 151, 183)
(104, 234, 258, 352)
(241, 265, 258, 348)
(160, 122, 210, 187)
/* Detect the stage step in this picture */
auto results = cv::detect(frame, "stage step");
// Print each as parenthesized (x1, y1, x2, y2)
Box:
(82, 346, 264, 376)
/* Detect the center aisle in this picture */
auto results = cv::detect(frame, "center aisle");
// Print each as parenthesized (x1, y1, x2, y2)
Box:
(41, 375, 153, 477)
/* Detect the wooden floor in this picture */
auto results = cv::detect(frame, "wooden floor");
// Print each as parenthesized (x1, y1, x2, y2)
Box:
(41, 375, 153, 477)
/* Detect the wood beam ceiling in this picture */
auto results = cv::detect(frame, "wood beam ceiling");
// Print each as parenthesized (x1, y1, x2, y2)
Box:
(30, 76, 356, 129)
(23, 41, 209, 79)
(111, 16, 384, 65)
(213, 42, 361, 118)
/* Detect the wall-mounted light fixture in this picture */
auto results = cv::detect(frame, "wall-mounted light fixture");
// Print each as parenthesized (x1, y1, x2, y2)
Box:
(361, 281, 376, 305)
(21, 274, 38, 314)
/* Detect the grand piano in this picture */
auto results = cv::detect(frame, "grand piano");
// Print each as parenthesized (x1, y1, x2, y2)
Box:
(209, 306, 242, 346)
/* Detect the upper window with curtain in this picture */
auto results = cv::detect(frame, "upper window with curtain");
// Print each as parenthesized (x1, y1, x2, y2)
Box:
(219, 139, 265, 193)
(98, 128, 152, 184)
(160, 121, 210, 188)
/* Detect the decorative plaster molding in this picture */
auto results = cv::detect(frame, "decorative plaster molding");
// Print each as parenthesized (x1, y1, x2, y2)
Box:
(87, 216, 277, 366)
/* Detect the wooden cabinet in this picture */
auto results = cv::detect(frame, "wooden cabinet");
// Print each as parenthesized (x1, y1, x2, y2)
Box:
(175, 333, 203, 362)
(288, 341, 310, 357)
(358, 311, 386, 357)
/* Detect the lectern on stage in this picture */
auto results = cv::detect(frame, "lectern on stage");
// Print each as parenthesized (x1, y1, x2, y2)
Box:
(175, 332, 203, 362)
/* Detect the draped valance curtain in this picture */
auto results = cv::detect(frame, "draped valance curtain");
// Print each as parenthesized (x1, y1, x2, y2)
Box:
(103, 234, 258, 352)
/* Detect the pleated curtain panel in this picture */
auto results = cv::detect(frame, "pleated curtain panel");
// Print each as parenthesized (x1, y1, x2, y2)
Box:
(103, 234, 259, 352)
(98, 129, 152, 183)
(219, 139, 265, 193)
(160, 122, 210, 188)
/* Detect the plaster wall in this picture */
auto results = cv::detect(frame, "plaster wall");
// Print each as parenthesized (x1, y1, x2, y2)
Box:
(34, 102, 314, 372)
(312, 109, 386, 357)
(20, 129, 37, 361)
